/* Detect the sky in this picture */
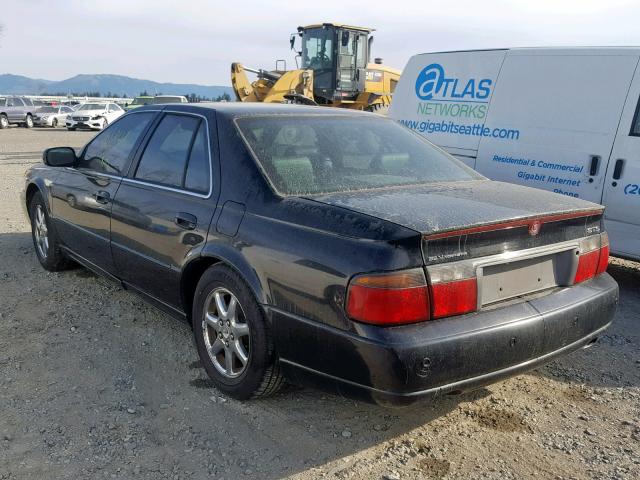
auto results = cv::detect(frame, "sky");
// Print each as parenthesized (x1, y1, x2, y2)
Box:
(1, 0, 639, 87)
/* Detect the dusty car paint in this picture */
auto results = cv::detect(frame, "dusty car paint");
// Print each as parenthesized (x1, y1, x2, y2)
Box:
(23, 104, 618, 405)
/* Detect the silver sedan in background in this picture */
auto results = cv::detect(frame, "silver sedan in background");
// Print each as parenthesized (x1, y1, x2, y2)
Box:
(33, 105, 75, 128)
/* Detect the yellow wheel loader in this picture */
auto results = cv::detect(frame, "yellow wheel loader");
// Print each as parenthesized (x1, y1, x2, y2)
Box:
(231, 23, 401, 112)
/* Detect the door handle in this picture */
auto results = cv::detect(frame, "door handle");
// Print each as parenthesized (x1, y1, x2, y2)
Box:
(93, 190, 110, 204)
(612, 159, 625, 186)
(175, 212, 197, 230)
(588, 155, 600, 181)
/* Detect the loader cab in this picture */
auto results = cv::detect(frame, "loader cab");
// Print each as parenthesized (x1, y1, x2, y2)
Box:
(296, 23, 371, 104)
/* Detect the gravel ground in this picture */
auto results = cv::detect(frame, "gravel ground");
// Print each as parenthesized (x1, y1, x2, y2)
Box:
(1, 127, 639, 480)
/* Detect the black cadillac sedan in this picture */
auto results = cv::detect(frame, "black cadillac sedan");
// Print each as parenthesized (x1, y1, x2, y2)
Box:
(22, 103, 618, 406)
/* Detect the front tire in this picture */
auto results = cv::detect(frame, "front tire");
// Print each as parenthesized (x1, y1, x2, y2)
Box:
(29, 192, 73, 271)
(192, 264, 285, 400)
(52, 118, 58, 128)
(101, 117, 108, 129)
(24, 114, 33, 128)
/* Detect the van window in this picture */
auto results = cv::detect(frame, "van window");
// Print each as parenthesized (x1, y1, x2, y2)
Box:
(631, 97, 640, 137)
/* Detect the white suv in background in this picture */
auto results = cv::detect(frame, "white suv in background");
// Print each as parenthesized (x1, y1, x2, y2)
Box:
(66, 102, 124, 130)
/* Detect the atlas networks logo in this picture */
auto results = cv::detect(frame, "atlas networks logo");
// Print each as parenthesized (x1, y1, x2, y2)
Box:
(415, 63, 492, 101)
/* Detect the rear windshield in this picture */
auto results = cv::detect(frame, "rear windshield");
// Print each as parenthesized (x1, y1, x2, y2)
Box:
(236, 115, 483, 195)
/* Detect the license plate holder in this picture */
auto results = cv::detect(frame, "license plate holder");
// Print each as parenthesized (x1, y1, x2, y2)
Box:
(479, 255, 558, 305)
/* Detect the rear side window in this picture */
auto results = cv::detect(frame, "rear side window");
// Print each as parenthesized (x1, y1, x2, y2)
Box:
(135, 113, 210, 193)
(631, 97, 640, 137)
(79, 112, 154, 174)
(184, 123, 210, 193)
(23, 98, 33, 106)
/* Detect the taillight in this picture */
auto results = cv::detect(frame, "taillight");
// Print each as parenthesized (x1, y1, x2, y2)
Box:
(346, 269, 430, 325)
(427, 263, 478, 319)
(574, 233, 609, 284)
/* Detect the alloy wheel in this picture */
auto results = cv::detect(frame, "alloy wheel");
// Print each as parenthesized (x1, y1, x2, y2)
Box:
(202, 287, 251, 378)
(34, 204, 49, 259)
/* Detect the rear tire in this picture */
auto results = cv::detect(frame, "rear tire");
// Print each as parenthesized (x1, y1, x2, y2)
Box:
(24, 114, 33, 128)
(192, 264, 285, 400)
(29, 191, 73, 271)
(0, 114, 8, 129)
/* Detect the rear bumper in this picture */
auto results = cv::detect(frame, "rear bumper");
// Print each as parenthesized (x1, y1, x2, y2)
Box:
(270, 273, 618, 406)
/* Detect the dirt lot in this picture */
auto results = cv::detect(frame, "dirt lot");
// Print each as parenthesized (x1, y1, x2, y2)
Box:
(1, 127, 639, 480)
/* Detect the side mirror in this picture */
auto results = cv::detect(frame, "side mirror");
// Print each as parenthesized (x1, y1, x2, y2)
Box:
(290, 34, 296, 51)
(43, 147, 76, 167)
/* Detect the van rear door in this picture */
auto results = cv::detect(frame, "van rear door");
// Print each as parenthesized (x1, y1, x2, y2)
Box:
(601, 64, 640, 260)
(389, 50, 506, 167)
(475, 49, 639, 204)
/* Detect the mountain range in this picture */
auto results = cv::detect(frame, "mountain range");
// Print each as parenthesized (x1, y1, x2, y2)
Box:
(0, 73, 235, 99)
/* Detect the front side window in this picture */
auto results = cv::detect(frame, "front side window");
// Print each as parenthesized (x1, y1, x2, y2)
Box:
(236, 115, 483, 195)
(301, 28, 333, 71)
(79, 113, 154, 174)
(135, 114, 209, 193)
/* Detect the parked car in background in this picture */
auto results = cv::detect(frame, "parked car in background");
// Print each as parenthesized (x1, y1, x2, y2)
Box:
(22, 104, 618, 406)
(0, 96, 38, 129)
(124, 95, 188, 111)
(66, 102, 124, 130)
(34, 105, 75, 128)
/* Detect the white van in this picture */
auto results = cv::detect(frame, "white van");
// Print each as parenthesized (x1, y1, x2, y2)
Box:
(390, 47, 640, 261)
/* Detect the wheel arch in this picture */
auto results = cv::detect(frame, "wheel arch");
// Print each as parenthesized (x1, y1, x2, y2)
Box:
(180, 248, 267, 327)
(25, 181, 50, 218)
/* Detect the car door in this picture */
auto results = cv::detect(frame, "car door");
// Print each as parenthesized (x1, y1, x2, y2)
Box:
(6, 97, 23, 122)
(476, 50, 639, 203)
(49, 111, 157, 274)
(59, 106, 73, 123)
(110, 110, 217, 309)
(107, 103, 123, 123)
(601, 63, 640, 260)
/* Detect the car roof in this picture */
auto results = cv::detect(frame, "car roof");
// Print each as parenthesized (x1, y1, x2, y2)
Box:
(132, 102, 376, 119)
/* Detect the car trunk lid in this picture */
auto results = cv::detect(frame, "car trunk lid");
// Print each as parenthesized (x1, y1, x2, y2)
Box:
(308, 180, 603, 237)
